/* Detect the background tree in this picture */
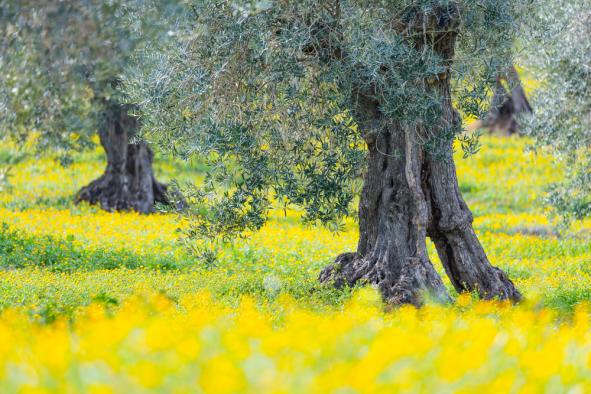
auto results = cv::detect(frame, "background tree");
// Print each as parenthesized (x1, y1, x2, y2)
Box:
(127, 0, 526, 305)
(0, 0, 181, 213)
(522, 0, 591, 221)
(477, 65, 532, 134)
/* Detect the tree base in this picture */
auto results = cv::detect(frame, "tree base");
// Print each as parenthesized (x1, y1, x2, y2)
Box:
(320, 250, 520, 306)
(319, 252, 451, 307)
(75, 142, 170, 214)
(75, 173, 168, 213)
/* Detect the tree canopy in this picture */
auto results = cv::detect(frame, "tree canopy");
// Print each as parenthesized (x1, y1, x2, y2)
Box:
(522, 0, 591, 221)
(127, 0, 526, 244)
(0, 0, 182, 161)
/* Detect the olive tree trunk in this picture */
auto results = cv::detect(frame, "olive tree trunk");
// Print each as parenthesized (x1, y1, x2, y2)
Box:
(320, 8, 521, 306)
(75, 100, 169, 213)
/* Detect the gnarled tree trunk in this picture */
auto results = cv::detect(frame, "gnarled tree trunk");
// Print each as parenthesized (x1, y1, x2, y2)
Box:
(320, 6, 521, 306)
(75, 100, 169, 213)
(319, 125, 451, 306)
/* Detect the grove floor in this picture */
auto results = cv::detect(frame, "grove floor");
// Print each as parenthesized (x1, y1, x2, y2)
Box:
(0, 136, 590, 392)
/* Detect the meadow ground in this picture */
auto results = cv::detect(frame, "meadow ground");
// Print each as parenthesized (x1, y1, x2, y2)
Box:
(0, 136, 591, 393)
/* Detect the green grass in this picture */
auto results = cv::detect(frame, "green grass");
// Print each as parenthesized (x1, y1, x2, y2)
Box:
(0, 136, 590, 319)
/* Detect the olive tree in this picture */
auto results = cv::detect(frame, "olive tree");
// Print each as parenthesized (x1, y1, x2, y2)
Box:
(127, 0, 524, 304)
(479, 65, 532, 134)
(522, 0, 591, 221)
(0, 0, 181, 213)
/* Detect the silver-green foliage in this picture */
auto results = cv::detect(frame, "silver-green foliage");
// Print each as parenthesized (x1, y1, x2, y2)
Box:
(522, 0, 591, 220)
(125, 0, 527, 244)
(0, 0, 182, 162)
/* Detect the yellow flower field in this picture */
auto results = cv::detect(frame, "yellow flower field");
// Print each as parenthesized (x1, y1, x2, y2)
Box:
(2, 289, 591, 393)
(0, 136, 591, 393)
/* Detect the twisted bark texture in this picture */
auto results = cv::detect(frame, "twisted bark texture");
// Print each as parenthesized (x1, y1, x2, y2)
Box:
(319, 5, 521, 306)
(75, 100, 169, 214)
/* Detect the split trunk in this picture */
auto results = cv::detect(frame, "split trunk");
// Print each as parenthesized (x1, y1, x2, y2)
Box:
(320, 9, 521, 306)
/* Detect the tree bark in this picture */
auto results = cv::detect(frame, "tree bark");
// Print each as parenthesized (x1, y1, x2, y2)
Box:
(320, 6, 521, 305)
(75, 100, 169, 214)
(319, 125, 451, 306)
(480, 65, 532, 134)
